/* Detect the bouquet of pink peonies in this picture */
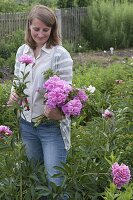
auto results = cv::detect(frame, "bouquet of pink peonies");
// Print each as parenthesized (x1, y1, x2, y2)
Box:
(33, 72, 88, 126)
(43, 75, 88, 116)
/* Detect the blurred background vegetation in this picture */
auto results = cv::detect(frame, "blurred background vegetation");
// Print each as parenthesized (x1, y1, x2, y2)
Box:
(0, 0, 133, 12)
(0, 0, 133, 72)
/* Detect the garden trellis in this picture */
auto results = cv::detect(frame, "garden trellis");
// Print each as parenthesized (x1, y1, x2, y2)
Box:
(0, 7, 87, 43)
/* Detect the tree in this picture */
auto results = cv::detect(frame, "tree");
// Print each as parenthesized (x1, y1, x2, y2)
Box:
(76, 0, 92, 7)
(57, 0, 75, 8)
(57, 0, 67, 8)
(66, 0, 75, 7)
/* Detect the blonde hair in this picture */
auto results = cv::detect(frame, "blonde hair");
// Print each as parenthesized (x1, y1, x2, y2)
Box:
(25, 5, 61, 49)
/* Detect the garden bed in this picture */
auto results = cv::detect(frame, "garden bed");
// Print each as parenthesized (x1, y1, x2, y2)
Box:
(72, 48, 133, 66)
(0, 53, 133, 199)
(0, 48, 133, 83)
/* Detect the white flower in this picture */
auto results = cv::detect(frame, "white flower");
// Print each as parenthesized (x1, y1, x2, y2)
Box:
(87, 85, 96, 93)
(104, 50, 107, 53)
(110, 47, 114, 54)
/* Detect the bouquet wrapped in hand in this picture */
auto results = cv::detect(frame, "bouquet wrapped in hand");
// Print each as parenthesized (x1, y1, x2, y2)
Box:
(33, 70, 88, 126)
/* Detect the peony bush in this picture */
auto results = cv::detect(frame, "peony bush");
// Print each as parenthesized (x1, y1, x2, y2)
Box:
(0, 59, 133, 199)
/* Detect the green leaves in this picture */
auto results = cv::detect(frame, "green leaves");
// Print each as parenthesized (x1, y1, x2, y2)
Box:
(0, 61, 133, 199)
(102, 183, 133, 200)
(43, 69, 60, 80)
(13, 71, 30, 96)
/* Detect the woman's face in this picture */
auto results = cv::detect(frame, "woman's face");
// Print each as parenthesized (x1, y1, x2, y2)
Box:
(29, 18, 52, 47)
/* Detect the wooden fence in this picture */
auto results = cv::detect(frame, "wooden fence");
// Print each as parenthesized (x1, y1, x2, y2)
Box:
(0, 12, 27, 38)
(0, 7, 88, 43)
(61, 7, 87, 43)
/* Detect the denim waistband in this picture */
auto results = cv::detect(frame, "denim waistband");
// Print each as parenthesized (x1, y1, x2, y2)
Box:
(20, 117, 60, 127)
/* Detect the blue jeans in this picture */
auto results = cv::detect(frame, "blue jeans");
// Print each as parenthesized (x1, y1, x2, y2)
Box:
(20, 118, 68, 199)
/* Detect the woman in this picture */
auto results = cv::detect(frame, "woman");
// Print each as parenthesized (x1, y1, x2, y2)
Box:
(7, 5, 73, 200)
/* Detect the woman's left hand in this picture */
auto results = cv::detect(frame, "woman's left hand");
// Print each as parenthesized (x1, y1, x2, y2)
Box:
(44, 105, 65, 121)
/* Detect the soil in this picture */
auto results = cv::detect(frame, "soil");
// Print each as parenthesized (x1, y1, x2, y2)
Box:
(0, 48, 133, 83)
(71, 48, 133, 67)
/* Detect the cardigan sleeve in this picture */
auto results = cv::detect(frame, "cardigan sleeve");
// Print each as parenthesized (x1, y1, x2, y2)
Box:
(52, 46, 73, 84)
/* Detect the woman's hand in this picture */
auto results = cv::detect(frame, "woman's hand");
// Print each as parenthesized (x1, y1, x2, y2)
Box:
(44, 105, 65, 121)
(7, 91, 20, 107)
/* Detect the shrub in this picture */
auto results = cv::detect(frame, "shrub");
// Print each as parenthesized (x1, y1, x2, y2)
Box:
(81, 0, 133, 49)
(0, 58, 6, 68)
(0, 30, 24, 72)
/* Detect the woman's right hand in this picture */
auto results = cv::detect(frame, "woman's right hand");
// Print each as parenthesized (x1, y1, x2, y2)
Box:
(7, 91, 19, 107)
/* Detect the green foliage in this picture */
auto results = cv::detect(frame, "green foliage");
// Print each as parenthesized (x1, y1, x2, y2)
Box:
(0, 30, 24, 71)
(30, 0, 57, 8)
(63, 40, 75, 53)
(0, 58, 6, 68)
(63, 39, 90, 54)
(102, 183, 133, 200)
(0, 141, 48, 200)
(0, 0, 58, 11)
(0, 59, 133, 199)
(0, 81, 16, 128)
(57, 0, 69, 8)
(6, 53, 16, 73)
(81, 0, 133, 49)
(57, 0, 84, 8)
(65, 0, 75, 8)
(76, 0, 92, 7)
(0, 0, 29, 12)
(0, 40, 11, 60)
(56, 0, 94, 8)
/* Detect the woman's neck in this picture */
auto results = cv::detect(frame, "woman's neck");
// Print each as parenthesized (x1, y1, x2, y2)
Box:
(34, 47, 41, 58)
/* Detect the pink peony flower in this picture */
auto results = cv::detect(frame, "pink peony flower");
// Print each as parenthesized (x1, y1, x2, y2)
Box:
(0, 125, 13, 139)
(43, 75, 60, 91)
(43, 75, 72, 94)
(62, 99, 82, 117)
(112, 162, 131, 189)
(76, 90, 88, 102)
(46, 87, 68, 108)
(102, 109, 113, 119)
(18, 54, 34, 65)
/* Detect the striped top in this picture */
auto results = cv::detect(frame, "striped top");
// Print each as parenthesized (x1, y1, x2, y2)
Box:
(12, 44, 73, 150)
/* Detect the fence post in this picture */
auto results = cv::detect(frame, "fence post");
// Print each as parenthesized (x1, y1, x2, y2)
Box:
(55, 9, 62, 38)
